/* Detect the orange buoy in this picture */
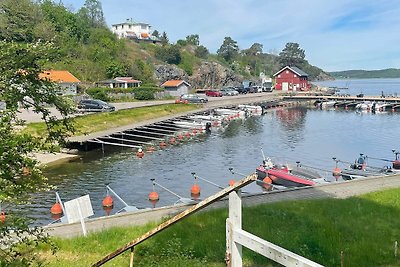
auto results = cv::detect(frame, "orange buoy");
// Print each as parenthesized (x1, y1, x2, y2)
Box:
(228, 179, 236, 186)
(102, 195, 113, 207)
(262, 177, 273, 190)
(136, 148, 144, 158)
(332, 167, 341, 176)
(190, 184, 201, 195)
(148, 191, 159, 201)
(160, 141, 167, 148)
(169, 137, 176, 145)
(175, 99, 180, 104)
(50, 202, 63, 215)
(0, 211, 6, 223)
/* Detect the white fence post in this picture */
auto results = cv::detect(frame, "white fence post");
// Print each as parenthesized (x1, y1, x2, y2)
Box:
(226, 188, 324, 267)
(226, 189, 242, 267)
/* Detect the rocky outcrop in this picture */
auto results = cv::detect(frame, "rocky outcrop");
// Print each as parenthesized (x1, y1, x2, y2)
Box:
(154, 61, 243, 88)
(154, 65, 188, 84)
(189, 62, 242, 88)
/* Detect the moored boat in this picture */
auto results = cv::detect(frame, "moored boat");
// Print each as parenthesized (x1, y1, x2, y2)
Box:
(256, 165, 316, 187)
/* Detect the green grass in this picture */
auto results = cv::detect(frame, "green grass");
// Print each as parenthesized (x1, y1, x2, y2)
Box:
(25, 104, 200, 137)
(37, 187, 400, 266)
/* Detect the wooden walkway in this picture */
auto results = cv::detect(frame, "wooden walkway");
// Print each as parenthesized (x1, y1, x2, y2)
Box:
(283, 94, 400, 103)
(45, 173, 400, 238)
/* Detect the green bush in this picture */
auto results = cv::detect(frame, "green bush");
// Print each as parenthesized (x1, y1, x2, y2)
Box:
(134, 89, 155, 100)
(85, 87, 110, 101)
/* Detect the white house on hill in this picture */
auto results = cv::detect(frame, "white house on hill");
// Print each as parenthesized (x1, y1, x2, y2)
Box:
(111, 18, 159, 42)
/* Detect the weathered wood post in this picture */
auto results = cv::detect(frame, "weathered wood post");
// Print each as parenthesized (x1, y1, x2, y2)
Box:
(226, 189, 242, 267)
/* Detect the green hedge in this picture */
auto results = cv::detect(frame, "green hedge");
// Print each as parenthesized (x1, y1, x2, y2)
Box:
(85, 86, 164, 101)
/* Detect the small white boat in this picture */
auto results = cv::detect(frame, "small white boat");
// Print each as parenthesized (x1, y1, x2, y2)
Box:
(213, 108, 246, 118)
(355, 101, 372, 110)
(320, 101, 336, 109)
(238, 104, 263, 113)
(172, 120, 207, 129)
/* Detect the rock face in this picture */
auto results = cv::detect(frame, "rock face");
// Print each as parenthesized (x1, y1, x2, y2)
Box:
(190, 62, 242, 88)
(154, 61, 243, 88)
(154, 65, 188, 84)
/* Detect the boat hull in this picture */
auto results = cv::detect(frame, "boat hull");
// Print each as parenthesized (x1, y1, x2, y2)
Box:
(256, 166, 315, 187)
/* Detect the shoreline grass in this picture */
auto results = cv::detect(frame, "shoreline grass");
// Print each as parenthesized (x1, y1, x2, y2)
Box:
(37, 187, 400, 266)
(25, 104, 200, 137)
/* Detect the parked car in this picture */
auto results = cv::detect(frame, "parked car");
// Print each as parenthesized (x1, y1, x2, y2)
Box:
(179, 94, 208, 103)
(220, 87, 239, 96)
(205, 90, 223, 97)
(77, 99, 115, 112)
(235, 86, 249, 94)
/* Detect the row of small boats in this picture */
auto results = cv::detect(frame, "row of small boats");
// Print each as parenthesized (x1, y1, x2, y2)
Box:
(171, 104, 264, 131)
(317, 100, 400, 112)
(255, 151, 400, 190)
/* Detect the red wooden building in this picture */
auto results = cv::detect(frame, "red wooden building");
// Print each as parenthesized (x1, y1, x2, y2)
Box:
(273, 66, 310, 91)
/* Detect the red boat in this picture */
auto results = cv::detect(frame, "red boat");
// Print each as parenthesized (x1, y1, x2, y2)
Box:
(256, 166, 316, 188)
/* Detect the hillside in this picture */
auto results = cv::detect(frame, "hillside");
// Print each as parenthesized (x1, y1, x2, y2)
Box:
(330, 68, 400, 79)
(0, 0, 331, 88)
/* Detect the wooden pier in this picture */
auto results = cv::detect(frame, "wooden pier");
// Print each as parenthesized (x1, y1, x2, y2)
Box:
(283, 94, 400, 103)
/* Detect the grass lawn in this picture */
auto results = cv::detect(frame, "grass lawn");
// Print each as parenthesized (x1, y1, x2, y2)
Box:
(37, 187, 400, 267)
(25, 104, 200, 137)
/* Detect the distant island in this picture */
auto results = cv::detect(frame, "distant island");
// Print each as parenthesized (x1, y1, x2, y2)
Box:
(329, 68, 400, 79)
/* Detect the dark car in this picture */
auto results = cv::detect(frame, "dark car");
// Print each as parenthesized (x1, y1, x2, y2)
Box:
(179, 94, 208, 103)
(77, 99, 115, 112)
(205, 90, 223, 97)
(235, 86, 249, 94)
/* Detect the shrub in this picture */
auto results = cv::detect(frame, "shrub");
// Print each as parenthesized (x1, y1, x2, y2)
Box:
(134, 88, 155, 100)
(86, 87, 110, 101)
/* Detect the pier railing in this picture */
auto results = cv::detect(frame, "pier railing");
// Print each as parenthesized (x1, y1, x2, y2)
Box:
(92, 173, 323, 267)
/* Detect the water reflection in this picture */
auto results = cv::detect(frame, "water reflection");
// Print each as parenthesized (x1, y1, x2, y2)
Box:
(274, 108, 307, 150)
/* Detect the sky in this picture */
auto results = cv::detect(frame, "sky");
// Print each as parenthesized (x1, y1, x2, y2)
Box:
(62, 0, 400, 72)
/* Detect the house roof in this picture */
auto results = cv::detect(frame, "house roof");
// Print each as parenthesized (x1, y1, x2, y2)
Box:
(115, 77, 141, 83)
(112, 22, 150, 27)
(273, 66, 308, 77)
(161, 80, 191, 88)
(39, 70, 80, 83)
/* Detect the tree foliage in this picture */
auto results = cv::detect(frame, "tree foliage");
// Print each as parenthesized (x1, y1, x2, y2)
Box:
(185, 34, 200, 46)
(155, 45, 182, 65)
(0, 0, 41, 42)
(160, 31, 169, 45)
(243, 43, 263, 56)
(278, 42, 306, 67)
(81, 0, 105, 27)
(195, 45, 209, 59)
(217, 37, 239, 62)
(0, 40, 74, 265)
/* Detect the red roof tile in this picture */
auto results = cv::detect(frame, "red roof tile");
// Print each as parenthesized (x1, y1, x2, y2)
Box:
(39, 70, 80, 83)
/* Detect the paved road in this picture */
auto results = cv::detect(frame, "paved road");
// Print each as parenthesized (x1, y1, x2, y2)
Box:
(18, 92, 280, 123)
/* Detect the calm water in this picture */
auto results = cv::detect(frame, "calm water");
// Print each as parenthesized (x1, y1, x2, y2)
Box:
(23, 79, 400, 225)
(314, 78, 400, 96)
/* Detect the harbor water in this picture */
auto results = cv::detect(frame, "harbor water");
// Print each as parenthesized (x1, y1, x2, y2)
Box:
(24, 79, 400, 225)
